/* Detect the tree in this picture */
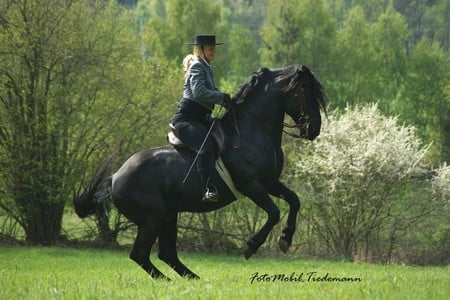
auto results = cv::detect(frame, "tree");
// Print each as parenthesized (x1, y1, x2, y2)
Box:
(370, 5, 409, 114)
(392, 0, 447, 50)
(294, 104, 430, 260)
(326, 4, 409, 111)
(140, 0, 227, 76)
(259, 0, 336, 73)
(220, 24, 260, 93)
(330, 0, 389, 22)
(394, 38, 450, 163)
(423, 0, 450, 51)
(0, 0, 140, 244)
(327, 5, 375, 108)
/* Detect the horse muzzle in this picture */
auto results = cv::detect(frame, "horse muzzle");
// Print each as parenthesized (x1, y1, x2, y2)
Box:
(299, 117, 321, 140)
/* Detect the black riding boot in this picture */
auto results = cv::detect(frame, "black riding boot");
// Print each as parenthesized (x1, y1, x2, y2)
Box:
(197, 154, 218, 202)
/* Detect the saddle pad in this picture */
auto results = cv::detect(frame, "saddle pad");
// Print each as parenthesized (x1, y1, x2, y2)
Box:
(215, 157, 244, 199)
(167, 131, 185, 146)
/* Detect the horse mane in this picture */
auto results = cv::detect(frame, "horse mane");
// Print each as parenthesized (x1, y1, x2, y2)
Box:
(232, 67, 271, 104)
(232, 65, 328, 115)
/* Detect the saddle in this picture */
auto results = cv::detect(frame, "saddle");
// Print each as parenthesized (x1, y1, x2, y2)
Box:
(167, 121, 243, 199)
(167, 120, 227, 155)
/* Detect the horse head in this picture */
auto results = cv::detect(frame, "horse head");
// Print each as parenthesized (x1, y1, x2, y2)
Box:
(231, 65, 327, 141)
(276, 65, 327, 141)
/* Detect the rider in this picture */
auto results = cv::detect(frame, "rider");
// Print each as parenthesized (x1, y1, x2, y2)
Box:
(171, 34, 231, 202)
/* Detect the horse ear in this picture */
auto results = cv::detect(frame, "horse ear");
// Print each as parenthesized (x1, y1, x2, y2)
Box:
(300, 64, 311, 73)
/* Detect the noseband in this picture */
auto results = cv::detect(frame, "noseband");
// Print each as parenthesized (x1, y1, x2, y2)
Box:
(283, 84, 320, 139)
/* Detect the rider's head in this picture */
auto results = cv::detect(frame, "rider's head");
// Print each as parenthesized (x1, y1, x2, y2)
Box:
(186, 34, 223, 64)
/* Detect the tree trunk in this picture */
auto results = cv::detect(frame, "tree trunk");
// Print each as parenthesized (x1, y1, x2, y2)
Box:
(96, 212, 118, 246)
(23, 201, 65, 245)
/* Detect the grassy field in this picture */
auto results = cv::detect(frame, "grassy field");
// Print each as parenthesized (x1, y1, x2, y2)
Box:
(0, 246, 448, 300)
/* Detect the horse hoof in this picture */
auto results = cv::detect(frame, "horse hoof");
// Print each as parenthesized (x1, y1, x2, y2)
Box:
(278, 237, 290, 253)
(243, 245, 254, 260)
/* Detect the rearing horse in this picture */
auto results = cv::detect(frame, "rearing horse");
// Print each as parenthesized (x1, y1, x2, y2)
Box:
(74, 64, 327, 280)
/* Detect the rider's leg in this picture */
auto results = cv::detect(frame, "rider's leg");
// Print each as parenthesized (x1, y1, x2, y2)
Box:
(174, 120, 218, 202)
(196, 143, 218, 202)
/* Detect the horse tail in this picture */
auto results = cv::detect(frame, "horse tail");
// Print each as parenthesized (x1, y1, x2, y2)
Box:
(73, 152, 116, 219)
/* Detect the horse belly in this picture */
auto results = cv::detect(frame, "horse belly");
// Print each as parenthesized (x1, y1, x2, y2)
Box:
(111, 148, 185, 220)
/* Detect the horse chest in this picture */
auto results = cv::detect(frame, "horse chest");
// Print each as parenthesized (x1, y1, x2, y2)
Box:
(238, 145, 283, 178)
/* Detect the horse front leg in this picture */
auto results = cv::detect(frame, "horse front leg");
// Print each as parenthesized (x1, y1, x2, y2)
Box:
(269, 181, 300, 253)
(241, 181, 280, 259)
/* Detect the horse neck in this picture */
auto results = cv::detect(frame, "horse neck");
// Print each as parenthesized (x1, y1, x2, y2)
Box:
(226, 95, 285, 147)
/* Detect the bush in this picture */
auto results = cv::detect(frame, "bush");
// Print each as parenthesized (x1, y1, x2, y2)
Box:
(293, 104, 434, 262)
(432, 163, 450, 203)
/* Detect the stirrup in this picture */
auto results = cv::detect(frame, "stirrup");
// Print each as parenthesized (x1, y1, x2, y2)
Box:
(202, 186, 219, 202)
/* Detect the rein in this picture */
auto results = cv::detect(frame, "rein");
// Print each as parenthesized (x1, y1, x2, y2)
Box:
(229, 86, 317, 143)
(283, 84, 320, 139)
(230, 108, 241, 150)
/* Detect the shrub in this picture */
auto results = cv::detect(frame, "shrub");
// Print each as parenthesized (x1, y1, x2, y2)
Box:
(294, 104, 431, 261)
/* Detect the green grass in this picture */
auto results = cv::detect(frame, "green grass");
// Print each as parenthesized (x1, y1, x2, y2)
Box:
(0, 246, 448, 300)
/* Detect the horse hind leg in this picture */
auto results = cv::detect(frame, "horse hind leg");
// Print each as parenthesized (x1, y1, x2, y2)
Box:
(130, 217, 168, 280)
(158, 213, 199, 279)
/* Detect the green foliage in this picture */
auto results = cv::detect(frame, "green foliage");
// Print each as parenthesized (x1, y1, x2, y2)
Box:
(327, 5, 375, 107)
(422, 0, 450, 50)
(220, 24, 261, 93)
(327, 5, 409, 111)
(140, 0, 227, 73)
(0, 0, 140, 244)
(117, 57, 183, 152)
(395, 38, 450, 162)
(260, 0, 336, 72)
(370, 5, 409, 109)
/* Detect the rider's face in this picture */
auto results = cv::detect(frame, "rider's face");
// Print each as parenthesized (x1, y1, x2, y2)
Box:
(203, 45, 216, 61)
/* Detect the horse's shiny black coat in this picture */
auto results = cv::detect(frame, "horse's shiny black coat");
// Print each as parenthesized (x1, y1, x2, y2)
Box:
(74, 65, 327, 280)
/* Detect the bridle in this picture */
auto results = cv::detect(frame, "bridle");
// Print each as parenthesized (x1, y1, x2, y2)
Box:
(229, 78, 320, 148)
(282, 83, 320, 139)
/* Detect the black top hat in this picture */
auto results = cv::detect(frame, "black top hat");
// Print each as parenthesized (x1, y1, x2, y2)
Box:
(187, 34, 223, 46)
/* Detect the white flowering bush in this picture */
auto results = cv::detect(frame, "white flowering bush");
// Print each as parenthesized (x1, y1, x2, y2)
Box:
(432, 163, 450, 203)
(300, 104, 428, 183)
(294, 104, 430, 260)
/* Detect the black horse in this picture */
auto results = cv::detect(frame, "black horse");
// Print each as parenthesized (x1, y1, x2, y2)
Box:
(74, 64, 327, 280)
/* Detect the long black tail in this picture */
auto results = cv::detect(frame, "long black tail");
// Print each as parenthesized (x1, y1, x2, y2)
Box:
(73, 153, 116, 218)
